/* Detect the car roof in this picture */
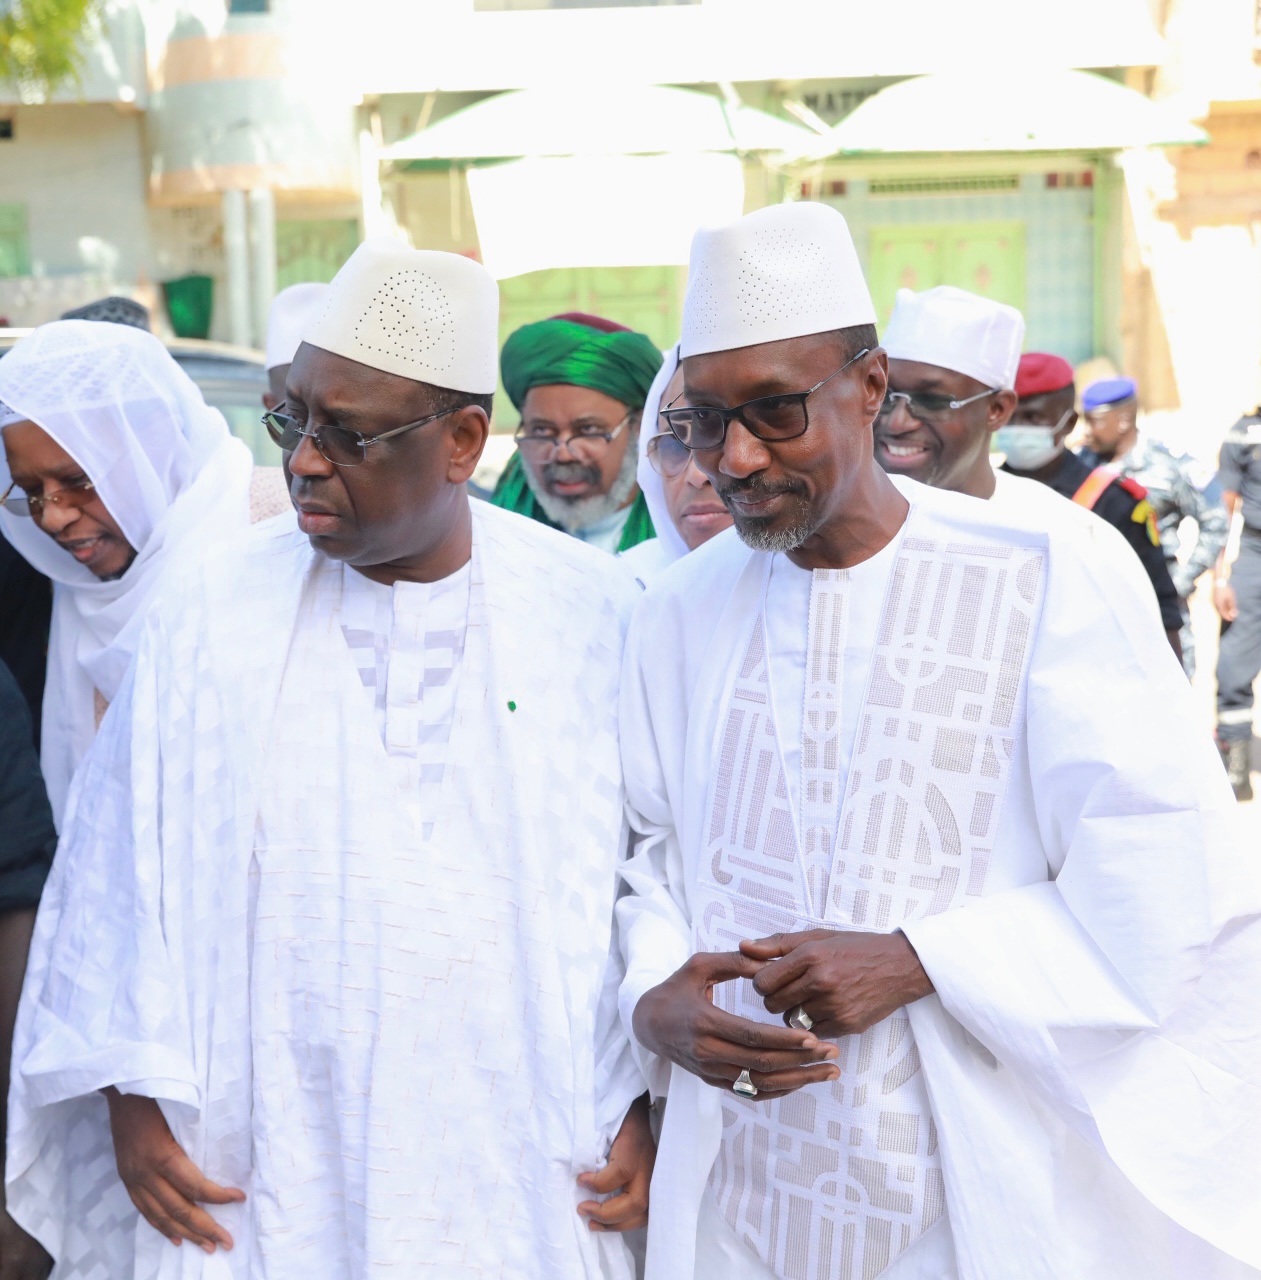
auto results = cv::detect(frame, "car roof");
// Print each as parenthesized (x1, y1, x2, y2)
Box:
(0, 328, 264, 369)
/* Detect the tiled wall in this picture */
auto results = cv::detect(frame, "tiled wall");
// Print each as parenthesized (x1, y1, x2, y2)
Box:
(826, 173, 1096, 363)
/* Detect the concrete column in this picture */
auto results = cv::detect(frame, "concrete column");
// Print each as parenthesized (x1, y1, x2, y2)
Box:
(222, 188, 252, 349)
(248, 187, 278, 350)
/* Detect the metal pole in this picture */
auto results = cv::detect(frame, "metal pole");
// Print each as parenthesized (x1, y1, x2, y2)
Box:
(248, 187, 277, 349)
(222, 189, 251, 349)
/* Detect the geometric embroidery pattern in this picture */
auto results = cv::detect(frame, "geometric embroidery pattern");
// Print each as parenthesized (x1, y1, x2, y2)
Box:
(697, 533, 1045, 1279)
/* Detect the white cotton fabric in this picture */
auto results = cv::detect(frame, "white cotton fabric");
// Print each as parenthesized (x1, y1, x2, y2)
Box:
(883, 285, 1025, 390)
(8, 501, 644, 1279)
(616, 477, 1260, 1280)
(680, 202, 876, 359)
(620, 344, 688, 587)
(304, 238, 500, 394)
(337, 561, 471, 841)
(264, 282, 329, 371)
(0, 319, 253, 826)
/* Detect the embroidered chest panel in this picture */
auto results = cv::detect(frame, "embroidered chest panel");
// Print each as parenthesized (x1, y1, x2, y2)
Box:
(696, 534, 1045, 1280)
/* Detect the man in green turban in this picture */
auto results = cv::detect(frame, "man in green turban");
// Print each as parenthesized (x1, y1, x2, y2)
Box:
(493, 312, 662, 552)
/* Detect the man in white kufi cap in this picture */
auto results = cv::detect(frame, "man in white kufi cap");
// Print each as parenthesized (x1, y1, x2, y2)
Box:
(875, 287, 1184, 661)
(262, 280, 329, 409)
(7, 238, 655, 1278)
(875, 284, 1023, 495)
(615, 204, 1260, 1280)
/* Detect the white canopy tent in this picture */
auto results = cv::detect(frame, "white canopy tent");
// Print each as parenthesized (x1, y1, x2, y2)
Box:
(381, 85, 817, 281)
(792, 69, 1208, 159)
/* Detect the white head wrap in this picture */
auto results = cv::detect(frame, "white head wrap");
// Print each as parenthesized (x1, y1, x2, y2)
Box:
(265, 282, 330, 371)
(631, 344, 689, 565)
(883, 286, 1025, 390)
(304, 238, 500, 394)
(0, 320, 254, 825)
(680, 202, 876, 358)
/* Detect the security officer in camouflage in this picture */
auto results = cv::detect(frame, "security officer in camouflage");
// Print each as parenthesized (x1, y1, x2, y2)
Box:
(1213, 406, 1261, 800)
(1079, 377, 1229, 677)
(1002, 356, 1183, 658)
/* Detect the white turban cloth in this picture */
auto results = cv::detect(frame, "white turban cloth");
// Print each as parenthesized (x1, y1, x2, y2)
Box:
(0, 320, 254, 825)
(632, 343, 689, 568)
(265, 282, 330, 372)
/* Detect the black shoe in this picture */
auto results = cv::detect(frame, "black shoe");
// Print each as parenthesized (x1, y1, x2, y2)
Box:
(1225, 741, 1254, 802)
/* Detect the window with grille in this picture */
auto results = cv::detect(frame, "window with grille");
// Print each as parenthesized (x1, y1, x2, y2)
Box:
(867, 176, 1020, 198)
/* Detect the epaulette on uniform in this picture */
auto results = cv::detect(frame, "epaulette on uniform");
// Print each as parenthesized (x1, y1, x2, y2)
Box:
(1116, 474, 1149, 501)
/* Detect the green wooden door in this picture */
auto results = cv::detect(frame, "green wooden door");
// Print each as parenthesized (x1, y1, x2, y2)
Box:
(0, 205, 30, 279)
(495, 265, 682, 428)
(276, 219, 361, 289)
(868, 221, 1025, 330)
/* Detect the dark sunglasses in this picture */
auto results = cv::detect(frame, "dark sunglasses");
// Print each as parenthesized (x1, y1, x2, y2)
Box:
(660, 348, 870, 451)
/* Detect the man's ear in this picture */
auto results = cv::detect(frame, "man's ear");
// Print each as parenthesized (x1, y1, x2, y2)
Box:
(987, 389, 1018, 434)
(1056, 410, 1079, 446)
(446, 405, 491, 485)
(862, 348, 889, 422)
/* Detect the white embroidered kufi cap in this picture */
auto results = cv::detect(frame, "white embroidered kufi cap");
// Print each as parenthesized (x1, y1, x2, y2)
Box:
(884, 285, 1025, 391)
(303, 238, 500, 395)
(264, 282, 330, 371)
(680, 202, 876, 359)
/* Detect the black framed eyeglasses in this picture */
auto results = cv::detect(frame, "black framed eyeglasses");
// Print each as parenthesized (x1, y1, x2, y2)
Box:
(875, 387, 996, 427)
(1, 475, 97, 518)
(262, 405, 458, 467)
(660, 348, 870, 451)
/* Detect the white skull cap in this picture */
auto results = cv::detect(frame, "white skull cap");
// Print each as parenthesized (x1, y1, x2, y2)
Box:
(680, 202, 876, 358)
(264, 282, 329, 371)
(884, 285, 1025, 391)
(303, 238, 500, 394)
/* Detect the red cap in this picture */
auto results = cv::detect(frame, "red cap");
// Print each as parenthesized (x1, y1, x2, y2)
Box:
(1015, 353, 1075, 399)
(548, 311, 632, 334)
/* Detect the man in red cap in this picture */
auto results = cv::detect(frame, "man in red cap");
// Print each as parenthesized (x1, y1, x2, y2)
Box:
(999, 352, 1183, 655)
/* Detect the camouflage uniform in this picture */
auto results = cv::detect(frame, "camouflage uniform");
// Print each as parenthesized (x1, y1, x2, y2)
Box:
(1215, 410, 1261, 797)
(1079, 436, 1229, 675)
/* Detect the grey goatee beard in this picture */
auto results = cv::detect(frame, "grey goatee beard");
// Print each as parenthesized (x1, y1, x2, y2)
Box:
(522, 432, 641, 533)
(717, 480, 814, 553)
(732, 515, 815, 553)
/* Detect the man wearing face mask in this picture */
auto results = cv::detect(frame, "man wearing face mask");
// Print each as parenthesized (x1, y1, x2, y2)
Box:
(1001, 353, 1183, 655)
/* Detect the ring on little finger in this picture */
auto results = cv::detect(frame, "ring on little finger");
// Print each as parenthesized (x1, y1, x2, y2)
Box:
(732, 1068, 759, 1098)
(786, 1006, 814, 1032)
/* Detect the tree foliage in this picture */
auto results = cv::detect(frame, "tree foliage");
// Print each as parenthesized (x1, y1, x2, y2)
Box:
(0, 0, 100, 99)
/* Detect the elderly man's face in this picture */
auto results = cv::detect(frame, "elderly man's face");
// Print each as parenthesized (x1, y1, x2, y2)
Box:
(517, 384, 635, 506)
(873, 359, 1015, 495)
(281, 344, 487, 574)
(681, 332, 887, 553)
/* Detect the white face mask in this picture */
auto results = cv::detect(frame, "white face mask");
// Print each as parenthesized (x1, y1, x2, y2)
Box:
(995, 409, 1072, 472)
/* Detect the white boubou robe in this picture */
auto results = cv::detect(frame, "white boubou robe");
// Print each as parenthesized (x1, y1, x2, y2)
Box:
(8, 500, 645, 1280)
(617, 475, 1261, 1280)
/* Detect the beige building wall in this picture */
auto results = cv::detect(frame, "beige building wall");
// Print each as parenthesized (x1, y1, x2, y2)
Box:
(1122, 0, 1261, 459)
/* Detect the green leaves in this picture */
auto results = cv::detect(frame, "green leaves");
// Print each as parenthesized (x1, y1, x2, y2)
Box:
(0, 0, 99, 100)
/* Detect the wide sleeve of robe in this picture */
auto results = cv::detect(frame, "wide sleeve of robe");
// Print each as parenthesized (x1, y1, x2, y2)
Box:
(6, 524, 309, 1276)
(902, 514, 1261, 1268)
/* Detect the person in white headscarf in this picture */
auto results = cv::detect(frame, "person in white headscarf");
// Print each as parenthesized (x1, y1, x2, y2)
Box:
(0, 320, 255, 827)
(7, 240, 652, 1280)
(620, 345, 733, 589)
(615, 202, 1259, 1280)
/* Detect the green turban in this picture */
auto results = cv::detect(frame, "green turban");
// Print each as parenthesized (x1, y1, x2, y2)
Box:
(500, 315, 663, 413)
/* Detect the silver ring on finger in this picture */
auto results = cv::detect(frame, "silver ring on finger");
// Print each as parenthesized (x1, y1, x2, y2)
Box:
(786, 1005, 814, 1032)
(732, 1068, 759, 1098)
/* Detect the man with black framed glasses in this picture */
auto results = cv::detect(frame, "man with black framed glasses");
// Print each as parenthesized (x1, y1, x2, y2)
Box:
(8, 239, 656, 1279)
(614, 203, 1255, 1280)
